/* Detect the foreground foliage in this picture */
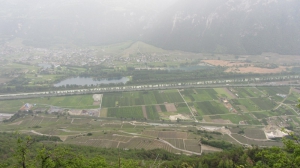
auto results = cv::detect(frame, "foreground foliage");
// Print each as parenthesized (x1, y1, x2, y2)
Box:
(0, 131, 299, 168)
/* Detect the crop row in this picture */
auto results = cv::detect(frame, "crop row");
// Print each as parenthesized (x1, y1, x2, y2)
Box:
(107, 106, 144, 119)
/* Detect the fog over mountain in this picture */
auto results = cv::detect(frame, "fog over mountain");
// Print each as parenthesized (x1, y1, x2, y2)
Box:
(1, 0, 300, 55)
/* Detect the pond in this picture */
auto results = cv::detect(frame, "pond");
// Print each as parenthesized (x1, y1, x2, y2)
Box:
(54, 77, 129, 87)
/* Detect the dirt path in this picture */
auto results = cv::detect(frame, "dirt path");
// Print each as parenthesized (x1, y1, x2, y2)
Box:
(142, 106, 148, 119)
(274, 87, 292, 110)
(177, 89, 198, 122)
(158, 139, 202, 155)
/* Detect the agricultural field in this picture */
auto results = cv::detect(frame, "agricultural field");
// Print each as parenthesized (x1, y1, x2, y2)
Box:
(194, 101, 229, 115)
(244, 128, 266, 139)
(257, 86, 290, 101)
(231, 98, 261, 112)
(180, 88, 219, 102)
(0, 99, 25, 113)
(232, 87, 262, 98)
(284, 92, 300, 104)
(102, 90, 183, 108)
(216, 113, 255, 124)
(107, 106, 144, 119)
(231, 134, 283, 147)
(214, 88, 236, 99)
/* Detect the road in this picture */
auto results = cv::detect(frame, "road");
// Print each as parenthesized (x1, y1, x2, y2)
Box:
(0, 81, 299, 100)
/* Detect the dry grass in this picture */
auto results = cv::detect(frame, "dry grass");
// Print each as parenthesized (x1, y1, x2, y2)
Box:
(165, 103, 177, 112)
(203, 60, 247, 67)
(202, 59, 287, 74)
(226, 66, 286, 74)
(100, 108, 108, 117)
(142, 106, 147, 119)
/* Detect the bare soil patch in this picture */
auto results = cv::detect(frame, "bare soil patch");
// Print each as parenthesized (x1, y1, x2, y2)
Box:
(169, 114, 189, 121)
(68, 109, 82, 115)
(93, 101, 100, 105)
(203, 116, 212, 122)
(203, 59, 287, 74)
(155, 105, 162, 112)
(142, 106, 148, 119)
(165, 103, 177, 112)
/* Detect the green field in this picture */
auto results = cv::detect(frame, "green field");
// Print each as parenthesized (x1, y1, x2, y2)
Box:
(102, 90, 183, 108)
(214, 88, 235, 99)
(107, 106, 144, 119)
(0, 99, 25, 113)
(244, 128, 266, 139)
(257, 86, 290, 101)
(145, 106, 160, 120)
(194, 101, 228, 115)
(234, 87, 262, 98)
(181, 88, 219, 102)
(219, 114, 255, 124)
(284, 92, 300, 104)
(251, 98, 276, 110)
(231, 99, 261, 111)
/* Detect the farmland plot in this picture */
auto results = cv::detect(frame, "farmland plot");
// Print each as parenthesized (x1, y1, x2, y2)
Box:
(284, 92, 300, 104)
(234, 88, 261, 98)
(125, 138, 181, 153)
(175, 103, 190, 114)
(102, 90, 184, 108)
(219, 114, 254, 124)
(251, 98, 276, 110)
(145, 106, 160, 120)
(142, 130, 159, 137)
(27, 95, 97, 109)
(24, 116, 44, 127)
(231, 134, 283, 147)
(257, 87, 290, 98)
(165, 139, 185, 149)
(231, 99, 260, 112)
(214, 88, 235, 99)
(107, 106, 144, 119)
(181, 89, 219, 102)
(0, 99, 24, 113)
(184, 139, 202, 153)
(244, 128, 266, 139)
(158, 131, 187, 139)
(154, 91, 182, 103)
(85, 139, 119, 148)
(195, 101, 228, 115)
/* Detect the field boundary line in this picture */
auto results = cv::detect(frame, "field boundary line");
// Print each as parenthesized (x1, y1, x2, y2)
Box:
(158, 138, 202, 155)
(38, 117, 44, 125)
(177, 89, 198, 122)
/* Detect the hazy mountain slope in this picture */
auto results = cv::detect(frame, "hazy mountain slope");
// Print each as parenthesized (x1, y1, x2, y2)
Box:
(0, 0, 175, 47)
(0, 0, 299, 55)
(144, 0, 300, 54)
